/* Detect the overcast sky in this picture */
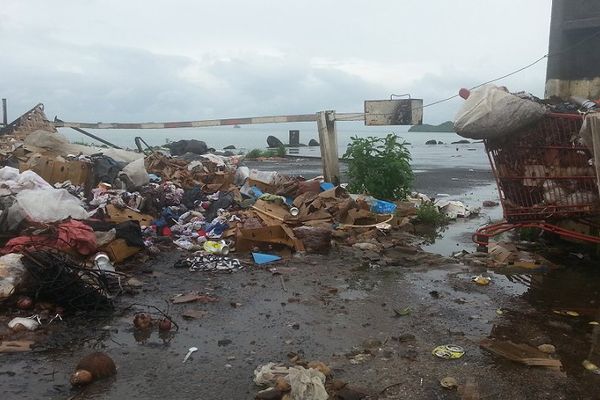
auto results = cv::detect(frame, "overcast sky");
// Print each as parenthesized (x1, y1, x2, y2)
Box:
(0, 0, 552, 124)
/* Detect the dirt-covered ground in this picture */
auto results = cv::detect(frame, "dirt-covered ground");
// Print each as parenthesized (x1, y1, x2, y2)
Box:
(2, 161, 599, 399)
(1, 234, 599, 400)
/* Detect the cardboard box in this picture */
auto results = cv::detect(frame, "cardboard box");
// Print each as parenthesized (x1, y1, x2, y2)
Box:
(20, 155, 92, 187)
(101, 238, 142, 263)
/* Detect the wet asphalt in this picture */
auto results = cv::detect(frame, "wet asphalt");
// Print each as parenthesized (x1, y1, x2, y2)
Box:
(1, 240, 600, 399)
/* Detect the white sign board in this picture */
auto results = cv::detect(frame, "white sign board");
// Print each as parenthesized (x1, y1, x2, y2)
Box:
(364, 99, 423, 126)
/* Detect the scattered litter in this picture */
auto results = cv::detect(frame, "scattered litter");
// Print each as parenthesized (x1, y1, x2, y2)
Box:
(175, 254, 243, 273)
(288, 366, 328, 400)
(480, 338, 562, 370)
(553, 310, 579, 317)
(432, 344, 465, 359)
(70, 352, 117, 386)
(537, 344, 556, 354)
(0, 340, 34, 353)
(183, 347, 198, 363)
(8, 317, 40, 331)
(440, 376, 458, 389)
(393, 307, 411, 317)
(582, 359, 600, 374)
(471, 275, 491, 285)
(349, 353, 372, 364)
(252, 252, 282, 265)
(171, 292, 218, 304)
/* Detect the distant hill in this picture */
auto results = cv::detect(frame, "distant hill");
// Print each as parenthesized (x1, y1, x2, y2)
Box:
(408, 121, 455, 132)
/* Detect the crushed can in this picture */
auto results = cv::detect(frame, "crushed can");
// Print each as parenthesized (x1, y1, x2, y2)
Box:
(203, 240, 230, 256)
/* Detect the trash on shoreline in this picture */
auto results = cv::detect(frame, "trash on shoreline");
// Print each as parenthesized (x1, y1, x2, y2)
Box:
(432, 344, 465, 359)
(70, 352, 117, 386)
(480, 338, 562, 370)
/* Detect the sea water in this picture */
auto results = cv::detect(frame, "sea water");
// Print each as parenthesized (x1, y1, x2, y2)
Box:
(59, 121, 489, 170)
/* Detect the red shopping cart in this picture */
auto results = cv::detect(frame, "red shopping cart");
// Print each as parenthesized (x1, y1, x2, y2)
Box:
(473, 113, 600, 248)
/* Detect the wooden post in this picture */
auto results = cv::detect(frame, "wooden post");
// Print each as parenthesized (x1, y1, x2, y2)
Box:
(317, 110, 340, 184)
(1, 98, 6, 127)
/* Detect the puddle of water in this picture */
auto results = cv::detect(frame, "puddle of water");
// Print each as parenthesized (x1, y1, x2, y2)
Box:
(338, 289, 369, 301)
(422, 183, 503, 256)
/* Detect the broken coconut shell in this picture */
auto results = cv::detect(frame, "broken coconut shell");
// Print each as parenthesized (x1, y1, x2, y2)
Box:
(70, 352, 117, 386)
(440, 376, 458, 389)
(537, 344, 556, 354)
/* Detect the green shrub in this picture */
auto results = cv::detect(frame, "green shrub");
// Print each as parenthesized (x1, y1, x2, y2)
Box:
(343, 134, 413, 200)
(246, 149, 264, 159)
(246, 145, 286, 159)
(415, 201, 448, 227)
(273, 144, 286, 157)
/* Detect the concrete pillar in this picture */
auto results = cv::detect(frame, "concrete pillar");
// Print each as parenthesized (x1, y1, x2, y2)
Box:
(546, 0, 600, 100)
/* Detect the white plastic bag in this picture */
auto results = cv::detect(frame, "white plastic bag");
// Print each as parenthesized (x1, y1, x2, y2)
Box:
(454, 85, 546, 139)
(288, 366, 328, 400)
(16, 188, 89, 222)
(0, 253, 26, 300)
(120, 157, 149, 190)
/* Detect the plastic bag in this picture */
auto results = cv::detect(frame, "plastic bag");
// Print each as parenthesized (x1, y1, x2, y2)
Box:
(16, 188, 89, 223)
(253, 362, 290, 386)
(120, 157, 149, 190)
(288, 366, 328, 400)
(0, 253, 26, 300)
(454, 85, 546, 139)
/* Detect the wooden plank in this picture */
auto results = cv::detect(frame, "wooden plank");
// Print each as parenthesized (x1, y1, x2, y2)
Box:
(317, 110, 340, 185)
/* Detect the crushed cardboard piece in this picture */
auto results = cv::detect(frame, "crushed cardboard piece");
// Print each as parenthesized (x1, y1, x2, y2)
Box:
(172, 292, 219, 304)
(480, 338, 562, 370)
(237, 225, 304, 252)
(0, 340, 34, 353)
(106, 204, 154, 226)
(100, 238, 142, 263)
(20, 155, 92, 187)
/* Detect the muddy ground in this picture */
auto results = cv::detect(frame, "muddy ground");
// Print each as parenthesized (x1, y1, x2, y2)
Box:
(2, 162, 600, 399)
(1, 235, 600, 400)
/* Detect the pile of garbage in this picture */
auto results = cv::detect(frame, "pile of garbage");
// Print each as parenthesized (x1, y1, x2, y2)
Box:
(1, 114, 432, 335)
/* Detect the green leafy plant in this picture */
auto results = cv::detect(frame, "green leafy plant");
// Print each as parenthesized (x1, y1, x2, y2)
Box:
(343, 134, 413, 200)
(245, 149, 264, 159)
(415, 201, 448, 227)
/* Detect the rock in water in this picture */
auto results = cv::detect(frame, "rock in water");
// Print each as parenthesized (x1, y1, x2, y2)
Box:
(267, 136, 284, 148)
(308, 139, 320, 146)
(425, 139, 438, 145)
(70, 352, 116, 386)
(223, 145, 236, 149)
(166, 139, 208, 156)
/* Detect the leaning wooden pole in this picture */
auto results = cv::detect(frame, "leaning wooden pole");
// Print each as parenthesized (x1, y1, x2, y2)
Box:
(316, 110, 340, 184)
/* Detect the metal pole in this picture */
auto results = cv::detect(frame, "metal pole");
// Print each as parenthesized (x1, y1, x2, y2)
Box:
(70, 126, 122, 149)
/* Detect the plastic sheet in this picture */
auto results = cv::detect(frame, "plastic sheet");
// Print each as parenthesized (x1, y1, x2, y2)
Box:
(454, 85, 546, 139)
(16, 188, 89, 222)
(120, 158, 149, 190)
(288, 366, 328, 400)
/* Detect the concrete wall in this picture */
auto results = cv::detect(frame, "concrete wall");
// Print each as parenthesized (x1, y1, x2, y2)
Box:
(546, 0, 600, 99)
